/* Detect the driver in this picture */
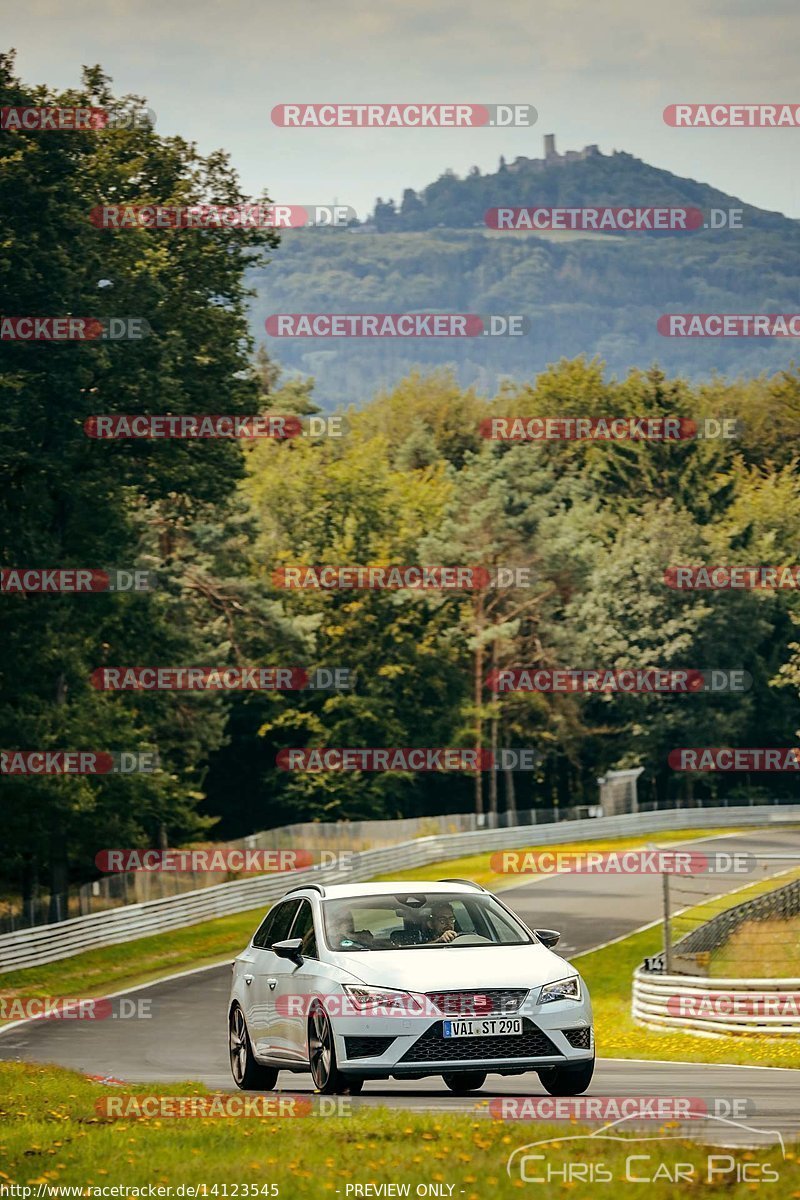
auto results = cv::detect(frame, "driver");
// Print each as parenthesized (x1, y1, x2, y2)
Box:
(425, 901, 458, 944)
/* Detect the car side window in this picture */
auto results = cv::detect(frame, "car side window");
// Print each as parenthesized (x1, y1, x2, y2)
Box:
(252, 900, 301, 949)
(289, 899, 318, 959)
(267, 899, 302, 947)
(252, 907, 278, 949)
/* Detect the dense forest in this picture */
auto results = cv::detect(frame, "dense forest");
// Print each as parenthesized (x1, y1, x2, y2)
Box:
(2, 58, 800, 912)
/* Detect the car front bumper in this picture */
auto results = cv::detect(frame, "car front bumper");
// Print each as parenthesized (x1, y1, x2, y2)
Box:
(331, 994, 594, 1076)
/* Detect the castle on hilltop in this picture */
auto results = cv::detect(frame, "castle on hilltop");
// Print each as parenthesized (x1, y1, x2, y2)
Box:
(506, 134, 601, 173)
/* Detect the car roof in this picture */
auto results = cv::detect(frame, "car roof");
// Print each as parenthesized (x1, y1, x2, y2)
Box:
(285, 881, 484, 900)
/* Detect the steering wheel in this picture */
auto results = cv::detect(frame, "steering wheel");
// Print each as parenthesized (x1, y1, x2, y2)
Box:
(448, 933, 492, 944)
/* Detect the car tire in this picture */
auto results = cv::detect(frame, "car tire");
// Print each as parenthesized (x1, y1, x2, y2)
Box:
(229, 1005, 279, 1091)
(442, 1072, 487, 1094)
(537, 1056, 595, 1096)
(308, 1003, 350, 1094)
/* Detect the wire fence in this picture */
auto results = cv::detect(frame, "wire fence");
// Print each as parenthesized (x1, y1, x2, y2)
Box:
(644, 857, 800, 978)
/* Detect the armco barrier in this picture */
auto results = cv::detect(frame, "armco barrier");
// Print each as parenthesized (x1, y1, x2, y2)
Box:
(4, 804, 598, 931)
(1, 805, 798, 974)
(632, 970, 800, 1036)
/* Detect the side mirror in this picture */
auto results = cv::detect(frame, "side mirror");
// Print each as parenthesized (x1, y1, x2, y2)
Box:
(535, 929, 561, 949)
(272, 937, 304, 964)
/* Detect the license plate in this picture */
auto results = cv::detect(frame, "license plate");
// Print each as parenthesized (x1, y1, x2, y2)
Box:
(442, 1017, 523, 1038)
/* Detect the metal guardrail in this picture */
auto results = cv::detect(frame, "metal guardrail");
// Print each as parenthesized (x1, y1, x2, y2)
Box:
(4, 797, 787, 933)
(2, 805, 798, 974)
(632, 970, 800, 1036)
(1, 804, 601, 933)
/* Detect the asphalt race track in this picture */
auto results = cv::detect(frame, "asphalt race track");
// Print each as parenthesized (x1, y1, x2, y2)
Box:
(2, 826, 800, 1140)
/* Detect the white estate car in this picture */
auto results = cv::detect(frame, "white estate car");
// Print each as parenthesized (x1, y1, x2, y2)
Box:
(228, 880, 594, 1096)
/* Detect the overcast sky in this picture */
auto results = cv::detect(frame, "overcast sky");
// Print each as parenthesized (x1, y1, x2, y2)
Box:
(5, 0, 800, 219)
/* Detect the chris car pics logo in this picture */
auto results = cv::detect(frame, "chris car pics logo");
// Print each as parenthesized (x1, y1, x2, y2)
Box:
(507, 1115, 784, 1184)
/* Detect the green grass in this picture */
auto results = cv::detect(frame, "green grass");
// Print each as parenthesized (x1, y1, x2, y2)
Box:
(578, 867, 800, 1069)
(0, 908, 264, 1010)
(710, 913, 800, 978)
(0, 1061, 796, 1196)
(0, 827, 743, 1011)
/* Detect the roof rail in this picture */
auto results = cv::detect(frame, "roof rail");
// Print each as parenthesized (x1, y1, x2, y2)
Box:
(437, 878, 485, 891)
(284, 883, 326, 897)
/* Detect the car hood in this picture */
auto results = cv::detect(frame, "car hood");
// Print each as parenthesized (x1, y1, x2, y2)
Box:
(330, 943, 575, 992)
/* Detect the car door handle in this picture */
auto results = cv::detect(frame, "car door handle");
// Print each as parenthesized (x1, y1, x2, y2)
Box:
(243, 974, 254, 985)
(267, 977, 278, 991)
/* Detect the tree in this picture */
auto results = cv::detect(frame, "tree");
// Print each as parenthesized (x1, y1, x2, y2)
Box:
(0, 55, 280, 912)
(419, 443, 602, 820)
(223, 417, 467, 825)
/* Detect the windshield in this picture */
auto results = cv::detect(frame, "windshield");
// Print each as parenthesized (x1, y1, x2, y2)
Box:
(322, 891, 533, 951)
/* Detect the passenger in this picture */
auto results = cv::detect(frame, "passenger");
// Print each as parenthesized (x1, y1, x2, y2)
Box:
(329, 910, 373, 947)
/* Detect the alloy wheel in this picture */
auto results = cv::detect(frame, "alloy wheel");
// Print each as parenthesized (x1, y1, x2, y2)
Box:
(229, 1006, 248, 1085)
(309, 1005, 333, 1090)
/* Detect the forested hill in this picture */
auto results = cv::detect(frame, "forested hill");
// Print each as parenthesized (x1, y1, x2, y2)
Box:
(364, 147, 794, 233)
(248, 145, 800, 409)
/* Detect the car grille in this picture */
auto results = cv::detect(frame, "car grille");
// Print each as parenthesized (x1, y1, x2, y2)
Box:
(399, 1019, 559, 1064)
(563, 1027, 592, 1050)
(344, 1036, 396, 1059)
(425, 989, 529, 1016)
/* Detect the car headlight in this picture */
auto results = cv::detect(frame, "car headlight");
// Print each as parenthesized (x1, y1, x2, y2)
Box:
(538, 975, 581, 1004)
(341, 985, 425, 1016)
